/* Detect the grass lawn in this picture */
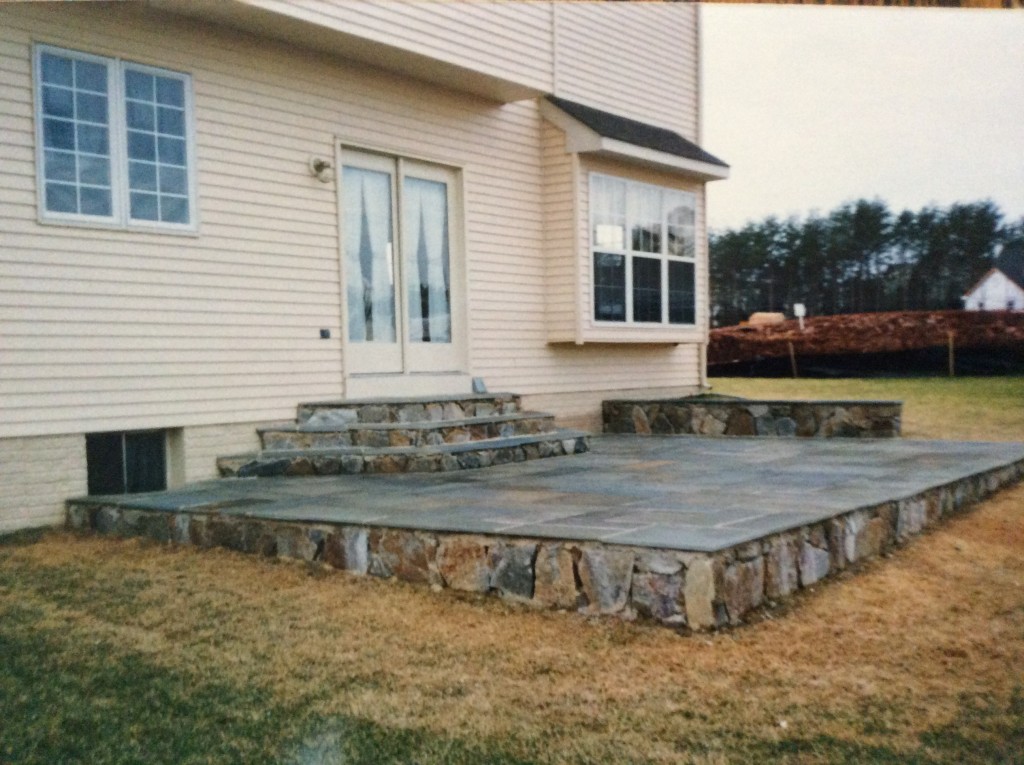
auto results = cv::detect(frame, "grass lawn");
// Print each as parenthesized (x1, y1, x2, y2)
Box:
(2, 378, 1023, 764)
(710, 376, 1024, 442)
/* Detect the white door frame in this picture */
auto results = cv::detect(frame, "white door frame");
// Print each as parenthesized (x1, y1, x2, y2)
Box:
(336, 143, 469, 396)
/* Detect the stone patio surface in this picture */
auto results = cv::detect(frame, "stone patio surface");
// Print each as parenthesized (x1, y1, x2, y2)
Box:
(84, 435, 1024, 553)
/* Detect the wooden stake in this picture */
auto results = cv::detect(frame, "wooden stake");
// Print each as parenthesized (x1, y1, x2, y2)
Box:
(947, 331, 955, 377)
(788, 341, 799, 379)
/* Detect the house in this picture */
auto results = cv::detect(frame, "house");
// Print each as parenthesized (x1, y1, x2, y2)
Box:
(0, 0, 728, 533)
(963, 241, 1024, 312)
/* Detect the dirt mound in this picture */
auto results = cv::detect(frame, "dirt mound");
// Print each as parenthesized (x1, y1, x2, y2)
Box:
(709, 310, 1024, 367)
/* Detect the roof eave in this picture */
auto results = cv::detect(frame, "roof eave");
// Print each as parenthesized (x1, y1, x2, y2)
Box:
(146, 0, 544, 103)
(538, 98, 729, 182)
(597, 138, 730, 181)
(963, 268, 1000, 298)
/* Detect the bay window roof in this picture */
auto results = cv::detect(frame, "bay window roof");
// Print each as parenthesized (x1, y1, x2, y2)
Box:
(541, 95, 729, 181)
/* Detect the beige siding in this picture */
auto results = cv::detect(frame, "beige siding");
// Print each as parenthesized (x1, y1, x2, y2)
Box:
(1, 1, 706, 445)
(0, 3, 538, 438)
(0, 423, 267, 533)
(1, 4, 348, 438)
(240, 0, 553, 93)
(554, 2, 699, 137)
(182, 422, 267, 482)
(0, 435, 87, 532)
(542, 122, 578, 343)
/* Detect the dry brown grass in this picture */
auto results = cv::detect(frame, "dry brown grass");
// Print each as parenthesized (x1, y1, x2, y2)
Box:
(5, 479, 1024, 761)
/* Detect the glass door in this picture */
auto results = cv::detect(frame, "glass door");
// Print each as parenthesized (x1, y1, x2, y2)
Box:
(401, 159, 463, 374)
(340, 149, 464, 378)
(342, 151, 401, 374)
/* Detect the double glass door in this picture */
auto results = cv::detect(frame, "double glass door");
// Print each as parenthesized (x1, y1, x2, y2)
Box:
(341, 149, 463, 376)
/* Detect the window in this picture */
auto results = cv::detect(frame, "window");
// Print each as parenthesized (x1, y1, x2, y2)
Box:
(590, 174, 696, 326)
(34, 45, 195, 229)
(86, 430, 167, 495)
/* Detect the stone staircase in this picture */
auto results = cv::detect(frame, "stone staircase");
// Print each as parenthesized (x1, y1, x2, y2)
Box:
(217, 393, 590, 477)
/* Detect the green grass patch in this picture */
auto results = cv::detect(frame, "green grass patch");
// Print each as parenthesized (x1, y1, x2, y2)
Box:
(709, 376, 1024, 441)
(0, 605, 294, 764)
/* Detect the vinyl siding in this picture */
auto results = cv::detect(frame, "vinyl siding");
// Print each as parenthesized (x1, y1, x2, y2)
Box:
(181, 422, 266, 482)
(554, 2, 699, 138)
(1, 1, 705, 447)
(0, 435, 87, 532)
(542, 122, 578, 343)
(241, 0, 554, 93)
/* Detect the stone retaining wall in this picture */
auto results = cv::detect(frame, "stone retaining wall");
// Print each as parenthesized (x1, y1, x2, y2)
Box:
(66, 459, 1021, 631)
(604, 397, 902, 438)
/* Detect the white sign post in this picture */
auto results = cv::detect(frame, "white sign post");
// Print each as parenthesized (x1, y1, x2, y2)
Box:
(793, 303, 806, 331)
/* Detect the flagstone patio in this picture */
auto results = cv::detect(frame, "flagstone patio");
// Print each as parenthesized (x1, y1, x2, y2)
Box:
(67, 435, 1024, 630)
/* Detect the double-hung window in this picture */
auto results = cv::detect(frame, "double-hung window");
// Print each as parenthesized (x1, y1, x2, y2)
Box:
(591, 173, 696, 326)
(34, 44, 195, 230)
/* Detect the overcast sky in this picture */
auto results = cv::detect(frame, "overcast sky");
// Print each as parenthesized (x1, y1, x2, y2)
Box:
(701, 5, 1024, 232)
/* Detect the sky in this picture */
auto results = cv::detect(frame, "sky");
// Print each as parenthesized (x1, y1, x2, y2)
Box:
(701, 5, 1024, 232)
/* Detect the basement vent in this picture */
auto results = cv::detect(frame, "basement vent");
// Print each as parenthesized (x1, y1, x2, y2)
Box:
(86, 430, 167, 495)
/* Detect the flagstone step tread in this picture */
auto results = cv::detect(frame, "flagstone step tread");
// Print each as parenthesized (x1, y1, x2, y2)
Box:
(239, 430, 588, 458)
(300, 392, 519, 408)
(259, 412, 558, 450)
(297, 393, 521, 424)
(217, 431, 590, 477)
(260, 411, 554, 434)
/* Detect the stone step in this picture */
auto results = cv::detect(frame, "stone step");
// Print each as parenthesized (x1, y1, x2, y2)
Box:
(258, 411, 557, 451)
(217, 430, 590, 478)
(296, 392, 521, 426)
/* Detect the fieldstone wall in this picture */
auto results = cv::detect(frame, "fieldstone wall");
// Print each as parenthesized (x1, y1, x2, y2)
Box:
(66, 459, 1022, 631)
(603, 397, 902, 438)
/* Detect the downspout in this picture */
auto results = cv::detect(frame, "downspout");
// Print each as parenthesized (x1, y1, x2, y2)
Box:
(697, 3, 710, 389)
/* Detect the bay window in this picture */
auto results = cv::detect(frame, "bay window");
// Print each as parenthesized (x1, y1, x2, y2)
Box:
(590, 174, 696, 326)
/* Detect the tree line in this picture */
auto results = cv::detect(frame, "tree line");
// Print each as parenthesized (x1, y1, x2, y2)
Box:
(709, 199, 1024, 327)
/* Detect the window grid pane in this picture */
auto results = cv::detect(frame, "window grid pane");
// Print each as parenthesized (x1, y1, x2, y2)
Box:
(592, 175, 627, 250)
(632, 256, 663, 323)
(628, 184, 662, 254)
(594, 252, 626, 322)
(39, 51, 112, 217)
(124, 67, 189, 225)
(666, 191, 696, 259)
(668, 260, 696, 325)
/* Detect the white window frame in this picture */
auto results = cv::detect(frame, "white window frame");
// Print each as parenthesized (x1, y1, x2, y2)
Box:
(33, 43, 198, 233)
(589, 172, 697, 327)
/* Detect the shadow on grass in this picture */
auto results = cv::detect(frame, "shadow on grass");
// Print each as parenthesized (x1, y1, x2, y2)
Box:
(0, 603, 537, 765)
(727, 689, 1024, 765)
(0, 527, 51, 547)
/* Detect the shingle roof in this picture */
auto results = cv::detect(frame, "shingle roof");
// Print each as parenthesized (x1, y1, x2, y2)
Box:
(545, 95, 728, 168)
(995, 240, 1024, 288)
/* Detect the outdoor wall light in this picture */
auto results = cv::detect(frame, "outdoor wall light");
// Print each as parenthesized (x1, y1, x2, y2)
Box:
(308, 156, 334, 183)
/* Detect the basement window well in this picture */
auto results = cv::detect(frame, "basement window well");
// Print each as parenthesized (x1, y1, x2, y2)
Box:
(86, 430, 167, 495)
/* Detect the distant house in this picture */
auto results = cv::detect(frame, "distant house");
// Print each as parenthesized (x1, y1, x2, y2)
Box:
(0, 1, 729, 532)
(963, 242, 1024, 311)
